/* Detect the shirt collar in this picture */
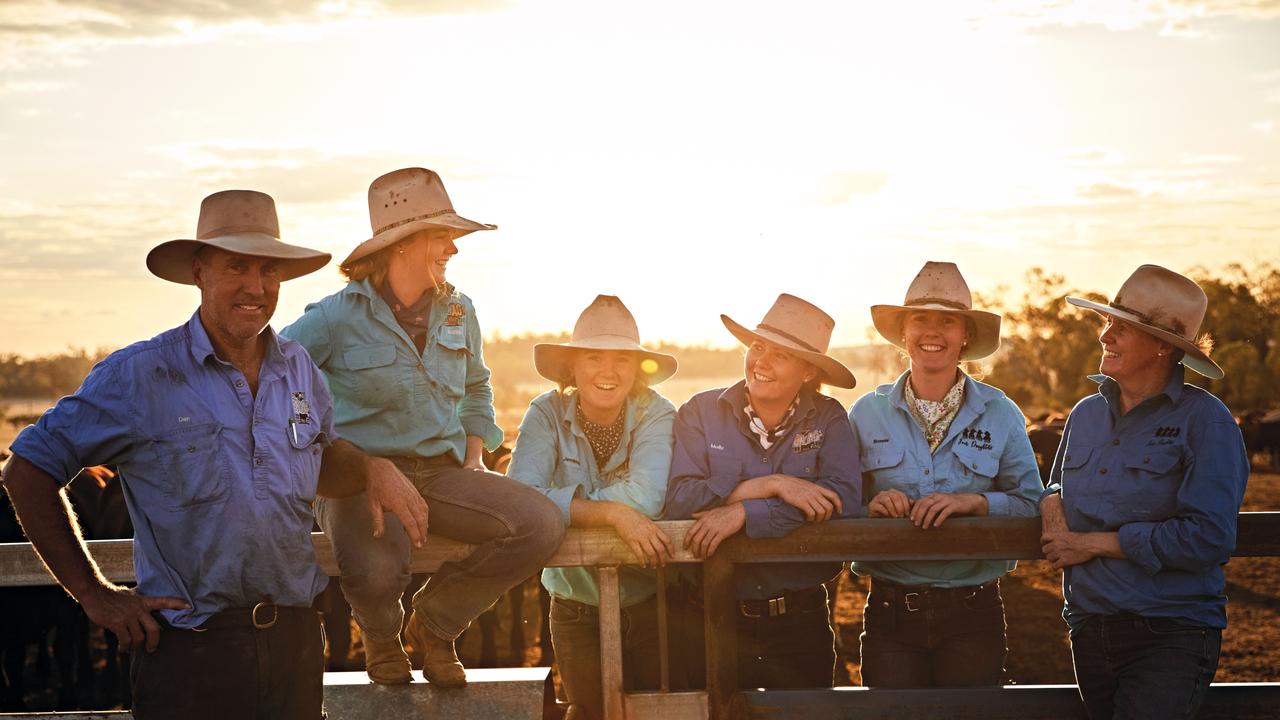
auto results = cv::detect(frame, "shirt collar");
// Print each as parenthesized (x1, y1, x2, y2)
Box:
(1091, 365, 1185, 409)
(716, 379, 816, 420)
(883, 369, 1004, 414)
(186, 309, 284, 368)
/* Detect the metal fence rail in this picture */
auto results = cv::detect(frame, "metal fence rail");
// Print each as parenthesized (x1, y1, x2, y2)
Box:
(2, 513, 1279, 719)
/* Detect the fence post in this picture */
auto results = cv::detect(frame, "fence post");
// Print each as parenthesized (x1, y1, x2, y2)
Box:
(703, 553, 740, 720)
(598, 565, 626, 720)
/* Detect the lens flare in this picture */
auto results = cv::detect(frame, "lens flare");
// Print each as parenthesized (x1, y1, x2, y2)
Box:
(640, 358, 659, 375)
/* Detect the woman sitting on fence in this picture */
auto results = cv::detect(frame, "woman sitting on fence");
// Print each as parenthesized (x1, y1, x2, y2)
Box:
(662, 293, 861, 689)
(507, 295, 679, 720)
(1039, 264, 1249, 720)
(848, 260, 1042, 688)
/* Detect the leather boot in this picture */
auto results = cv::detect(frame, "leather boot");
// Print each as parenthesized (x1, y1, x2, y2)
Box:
(362, 632, 412, 685)
(406, 610, 467, 688)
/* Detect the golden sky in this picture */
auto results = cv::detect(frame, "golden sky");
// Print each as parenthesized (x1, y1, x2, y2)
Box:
(1, 0, 1278, 356)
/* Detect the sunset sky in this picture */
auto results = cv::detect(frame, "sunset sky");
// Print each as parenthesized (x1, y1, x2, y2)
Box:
(1, 0, 1278, 356)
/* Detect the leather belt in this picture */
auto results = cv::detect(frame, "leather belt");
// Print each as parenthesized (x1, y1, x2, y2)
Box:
(871, 578, 998, 613)
(739, 585, 827, 619)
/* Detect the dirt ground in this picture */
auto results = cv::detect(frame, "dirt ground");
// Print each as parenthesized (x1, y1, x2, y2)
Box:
(832, 471, 1280, 686)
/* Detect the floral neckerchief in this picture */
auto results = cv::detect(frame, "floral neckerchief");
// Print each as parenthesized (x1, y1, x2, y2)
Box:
(743, 392, 799, 451)
(904, 373, 966, 453)
(577, 400, 626, 470)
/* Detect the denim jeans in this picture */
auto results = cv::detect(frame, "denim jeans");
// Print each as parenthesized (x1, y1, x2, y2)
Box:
(1070, 613, 1221, 720)
(549, 595, 662, 720)
(315, 454, 564, 643)
(859, 579, 1007, 687)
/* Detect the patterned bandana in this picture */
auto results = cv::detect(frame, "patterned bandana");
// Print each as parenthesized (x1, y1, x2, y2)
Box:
(904, 372, 966, 452)
(743, 392, 799, 451)
(577, 401, 626, 469)
(378, 281, 434, 342)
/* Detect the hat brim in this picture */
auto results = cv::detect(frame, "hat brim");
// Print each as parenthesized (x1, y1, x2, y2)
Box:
(869, 304, 1002, 361)
(146, 233, 331, 285)
(1065, 296, 1224, 380)
(720, 315, 856, 389)
(533, 338, 679, 386)
(341, 213, 496, 267)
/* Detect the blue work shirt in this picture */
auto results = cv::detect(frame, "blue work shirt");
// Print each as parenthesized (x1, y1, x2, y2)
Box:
(508, 388, 676, 607)
(849, 371, 1043, 587)
(663, 381, 862, 600)
(280, 279, 504, 462)
(9, 312, 332, 628)
(1044, 372, 1249, 629)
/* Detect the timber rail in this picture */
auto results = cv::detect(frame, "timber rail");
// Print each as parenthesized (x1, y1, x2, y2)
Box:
(2, 514, 1279, 719)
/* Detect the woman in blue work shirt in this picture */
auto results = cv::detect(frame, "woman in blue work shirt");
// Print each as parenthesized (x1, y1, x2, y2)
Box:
(1040, 265, 1248, 720)
(850, 261, 1042, 688)
(282, 168, 563, 688)
(663, 293, 861, 690)
(508, 295, 679, 720)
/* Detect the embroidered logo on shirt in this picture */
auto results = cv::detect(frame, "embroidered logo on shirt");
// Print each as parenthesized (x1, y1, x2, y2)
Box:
(445, 303, 465, 327)
(792, 428, 823, 453)
(710, 443, 725, 451)
(958, 427, 993, 451)
(872, 437, 890, 444)
(1148, 425, 1181, 446)
(291, 391, 312, 425)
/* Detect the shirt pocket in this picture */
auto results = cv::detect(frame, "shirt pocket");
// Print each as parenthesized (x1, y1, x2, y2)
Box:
(153, 423, 230, 508)
(1113, 446, 1184, 521)
(554, 456, 594, 494)
(951, 443, 1000, 490)
(343, 343, 403, 406)
(287, 422, 326, 503)
(861, 443, 910, 495)
(431, 330, 471, 398)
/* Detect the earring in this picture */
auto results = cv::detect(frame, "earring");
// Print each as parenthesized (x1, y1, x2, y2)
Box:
(397, 246, 405, 255)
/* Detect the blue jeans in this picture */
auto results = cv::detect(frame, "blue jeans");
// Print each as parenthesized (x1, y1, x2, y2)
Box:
(549, 595, 662, 720)
(1070, 613, 1221, 720)
(315, 455, 564, 643)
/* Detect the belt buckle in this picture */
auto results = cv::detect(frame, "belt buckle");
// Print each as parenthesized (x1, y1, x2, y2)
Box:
(903, 592, 921, 612)
(769, 596, 787, 617)
(252, 601, 278, 630)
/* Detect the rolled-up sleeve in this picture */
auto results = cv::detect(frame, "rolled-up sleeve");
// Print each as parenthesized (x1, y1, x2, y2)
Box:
(743, 403, 862, 538)
(9, 359, 136, 484)
(587, 400, 675, 518)
(663, 398, 741, 519)
(458, 304, 504, 451)
(1118, 418, 1248, 575)
(508, 400, 580, 525)
(984, 400, 1043, 518)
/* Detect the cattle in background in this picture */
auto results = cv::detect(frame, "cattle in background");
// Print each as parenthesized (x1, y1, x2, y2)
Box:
(1240, 409, 1280, 471)
(1026, 413, 1066, 486)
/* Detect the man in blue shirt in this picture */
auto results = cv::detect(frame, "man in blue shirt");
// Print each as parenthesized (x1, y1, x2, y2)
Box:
(1, 190, 427, 720)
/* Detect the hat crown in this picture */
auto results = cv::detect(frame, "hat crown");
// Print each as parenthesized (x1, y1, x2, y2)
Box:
(572, 295, 642, 344)
(757, 293, 835, 354)
(196, 190, 280, 240)
(1110, 264, 1207, 342)
(367, 168, 457, 236)
(903, 261, 973, 310)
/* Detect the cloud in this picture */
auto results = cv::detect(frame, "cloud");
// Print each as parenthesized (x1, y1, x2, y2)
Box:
(1077, 182, 1140, 199)
(1178, 153, 1243, 165)
(819, 170, 892, 205)
(962, 0, 1280, 35)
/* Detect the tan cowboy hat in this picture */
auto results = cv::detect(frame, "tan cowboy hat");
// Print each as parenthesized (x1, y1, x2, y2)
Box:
(146, 190, 331, 285)
(534, 295, 678, 386)
(871, 261, 1002, 361)
(721, 294, 856, 389)
(341, 167, 496, 267)
(1066, 264, 1222, 379)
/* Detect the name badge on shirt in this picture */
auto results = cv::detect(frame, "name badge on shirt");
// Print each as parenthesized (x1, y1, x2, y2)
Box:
(793, 428, 823, 453)
(445, 303, 465, 327)
(291, 391, 312, 425)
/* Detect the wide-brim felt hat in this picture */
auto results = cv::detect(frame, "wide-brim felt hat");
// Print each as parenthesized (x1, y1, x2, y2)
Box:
(1066, 264, 1223, 379)
(721, 293, 856, 389)
(870, 261, 1002, 361)
(341, 167, 496, 267)
(534, 295, 678, 386)
(146, 190, 330, 285)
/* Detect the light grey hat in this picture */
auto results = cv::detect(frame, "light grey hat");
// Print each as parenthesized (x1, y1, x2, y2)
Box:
(534, 295, 678, 385)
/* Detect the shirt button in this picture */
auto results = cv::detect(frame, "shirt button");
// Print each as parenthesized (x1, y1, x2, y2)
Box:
(254, 458, 264, 466)
(1099, 468, 1108, 475)
(235, 379, 244, 388)
(1112, 439, 1120, 446)
(923, 469, 930, 476)
(1065, 454, 1071, 461)
(186, 445, 196, 453)
(1143, 457, 1150, 464)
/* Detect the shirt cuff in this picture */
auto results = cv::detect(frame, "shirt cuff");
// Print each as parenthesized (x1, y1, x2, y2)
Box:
(547, 485, 581, 526)
(742, 498, 773, 539)
(982, 491, 1010, 517)
(461, 416, 504, 451)
(1118, 523, 1162, 575)
(1037, 484, 1062, 507)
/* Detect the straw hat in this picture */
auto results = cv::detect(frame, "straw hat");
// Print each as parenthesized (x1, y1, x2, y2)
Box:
(146, 190, 330, 285)
(1066, 264, 1222, 379)
(870, 261, 1002, 361)
(721, 294, 856, 389)
(342, 167, 496, 266)
(534, 295, 678, 386)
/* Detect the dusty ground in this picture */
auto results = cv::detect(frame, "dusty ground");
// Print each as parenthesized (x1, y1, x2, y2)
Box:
(833, 471, 1280, 686)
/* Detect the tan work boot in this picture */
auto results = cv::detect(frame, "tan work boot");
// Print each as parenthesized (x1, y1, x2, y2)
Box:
(405, 610, 467, 688)
(362, 632, 412, 685)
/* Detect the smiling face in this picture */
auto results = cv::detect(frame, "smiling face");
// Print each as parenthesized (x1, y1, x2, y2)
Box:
(1099, 317, 1171, 385)
(744, 339, 817, 407)
(572, 349, 639, 423)
(902, 310, 968, 374)
(192, 246, 281, 355)
(401, 228, 458, 286)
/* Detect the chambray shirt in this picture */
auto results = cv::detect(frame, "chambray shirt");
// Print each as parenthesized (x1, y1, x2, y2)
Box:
(1044, 372, 1249, 629)
(849, 371, 1043, 587)
(508, 388, 677, 607)
(280, 279, 504, 461)
(8, 312, 332, 628)
(663, 381, 861, 600)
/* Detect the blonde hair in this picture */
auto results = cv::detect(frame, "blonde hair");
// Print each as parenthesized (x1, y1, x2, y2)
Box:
(338, 246, 392, 286)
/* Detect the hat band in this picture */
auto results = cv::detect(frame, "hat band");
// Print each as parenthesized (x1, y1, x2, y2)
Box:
(1109, 301, 1188, 339)
(197, 224, 278, 239)
(373, 208, 457, 236)
(757, 323, 822, 354)
(905, 297, 969, 311)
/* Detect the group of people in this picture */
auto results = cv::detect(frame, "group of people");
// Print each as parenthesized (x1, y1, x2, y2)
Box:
(0, 167, 1250, 720)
